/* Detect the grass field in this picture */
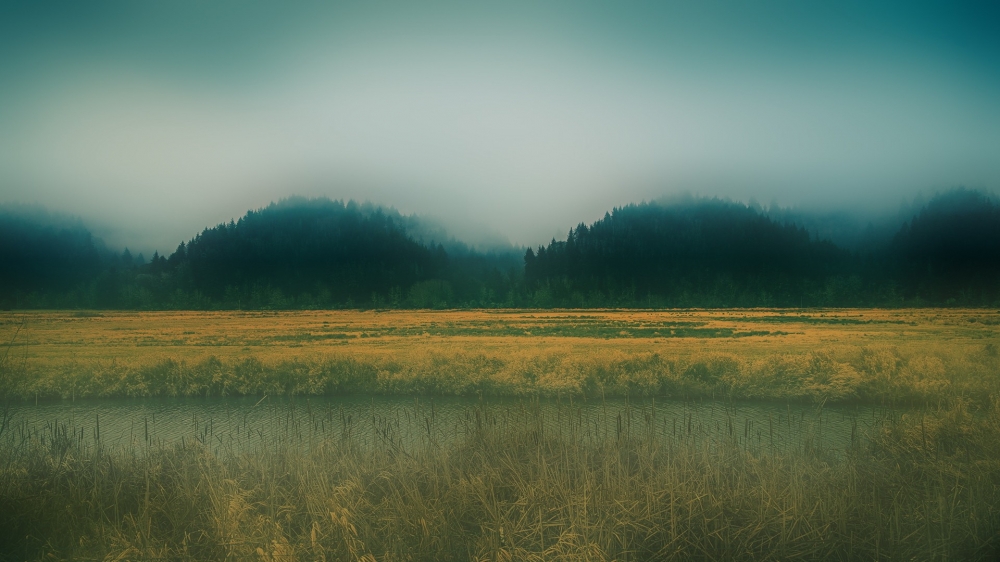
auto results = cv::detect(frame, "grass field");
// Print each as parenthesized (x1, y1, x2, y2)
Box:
(2, 309, 1000, 560)
(2, 396, 999, 560)
(2, 309, 998, 403)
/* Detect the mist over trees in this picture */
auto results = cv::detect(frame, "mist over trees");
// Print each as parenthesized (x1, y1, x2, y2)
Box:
(0, 198, 520, 310)
(175, 198, 445, 307)
(1, 189, 998, 309)
(0, 206, 112, 306)
(523, 198, 853, 307)
(889, 189, 1000, 304)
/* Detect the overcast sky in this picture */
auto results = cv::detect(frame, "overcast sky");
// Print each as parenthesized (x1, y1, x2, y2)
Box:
(1, 0, 998, 253)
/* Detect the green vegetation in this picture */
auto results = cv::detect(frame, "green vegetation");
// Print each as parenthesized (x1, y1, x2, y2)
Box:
(2, 398, 998, 561)
(4, 310, 998, 405)
(4, 189, 1000, 310)
(1, 309, 997, 559)
(284, 320, 778, 339)
(5, 341, 999, 406)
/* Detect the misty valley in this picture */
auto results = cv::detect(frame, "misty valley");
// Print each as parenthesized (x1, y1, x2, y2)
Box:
(4, 1, 1000, 558)
(2, 193, 1000, 560)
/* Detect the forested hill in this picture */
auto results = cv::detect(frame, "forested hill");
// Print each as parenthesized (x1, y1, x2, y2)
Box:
(112, 198, 519, 309)
(524, 199, 851, 307)
(1, 190, 998, 309)
(0, 206, 110, 302)
(522, 191, 1000, 306)
(889, 189, 1000, 303)
(171, 199, 446, 306)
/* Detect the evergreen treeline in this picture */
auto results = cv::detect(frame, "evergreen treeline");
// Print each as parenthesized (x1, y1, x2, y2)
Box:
(889, 189, 1000, 304)
(0, 207, 111, 307)
(1, 190, 998, 309)
(0, 198, 521, 309)
(524, 198, 853, 307)
(171, 198, 446, 308)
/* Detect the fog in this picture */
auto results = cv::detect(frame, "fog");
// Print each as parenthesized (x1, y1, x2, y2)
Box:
(1, 1, 998, 254)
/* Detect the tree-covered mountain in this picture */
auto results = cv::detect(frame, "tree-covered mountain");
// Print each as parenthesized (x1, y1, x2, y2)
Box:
(0, 206, 113, 307)
(0, 198, 521, 309)
(889, 189, 1000, 304)
(123, 198, 521, 309)
(521, 190, 999, 307)
(1, 190, 998, 309)
(523, 198, 854, 307)
(173, 198, 445, 306)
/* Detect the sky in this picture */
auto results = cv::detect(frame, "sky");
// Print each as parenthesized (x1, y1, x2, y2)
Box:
(1, 0, 998, 254)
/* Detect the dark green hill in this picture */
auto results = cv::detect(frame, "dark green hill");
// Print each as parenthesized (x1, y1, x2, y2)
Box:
(1, 190, 998, 309)
(174, 198, 443, 305)
(523, 198, 853, 307)
(0, 207, 109, 307)
(129, 198, 519, 309)
(890, 189, 1000, 304)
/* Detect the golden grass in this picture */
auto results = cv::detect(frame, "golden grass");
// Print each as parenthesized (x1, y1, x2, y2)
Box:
(2, 309, 999, 560)
(2, 398, 998, 561)
(2, 309, 999, 403)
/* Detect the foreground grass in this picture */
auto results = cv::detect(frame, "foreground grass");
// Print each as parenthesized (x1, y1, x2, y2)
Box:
(2, 309, 998, 404)
(2, 399, 998, 561)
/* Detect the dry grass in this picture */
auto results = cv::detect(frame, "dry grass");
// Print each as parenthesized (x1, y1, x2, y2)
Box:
(2, 397, 999, 561)
(2, 309, 999, 560)
(2, 309, 998, 404)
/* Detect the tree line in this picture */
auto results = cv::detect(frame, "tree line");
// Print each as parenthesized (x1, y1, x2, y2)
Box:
(523, 190, 1000, 307)
(2, 190, 998, 309)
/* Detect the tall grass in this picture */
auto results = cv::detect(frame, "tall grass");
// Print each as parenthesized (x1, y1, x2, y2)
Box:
(5, 309, 998, 405)
(6, 342, 999, 406)
(2, 398, 998, 561)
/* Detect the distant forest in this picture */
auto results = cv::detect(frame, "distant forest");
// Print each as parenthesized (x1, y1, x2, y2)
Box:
(2, 189, 999, 309)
